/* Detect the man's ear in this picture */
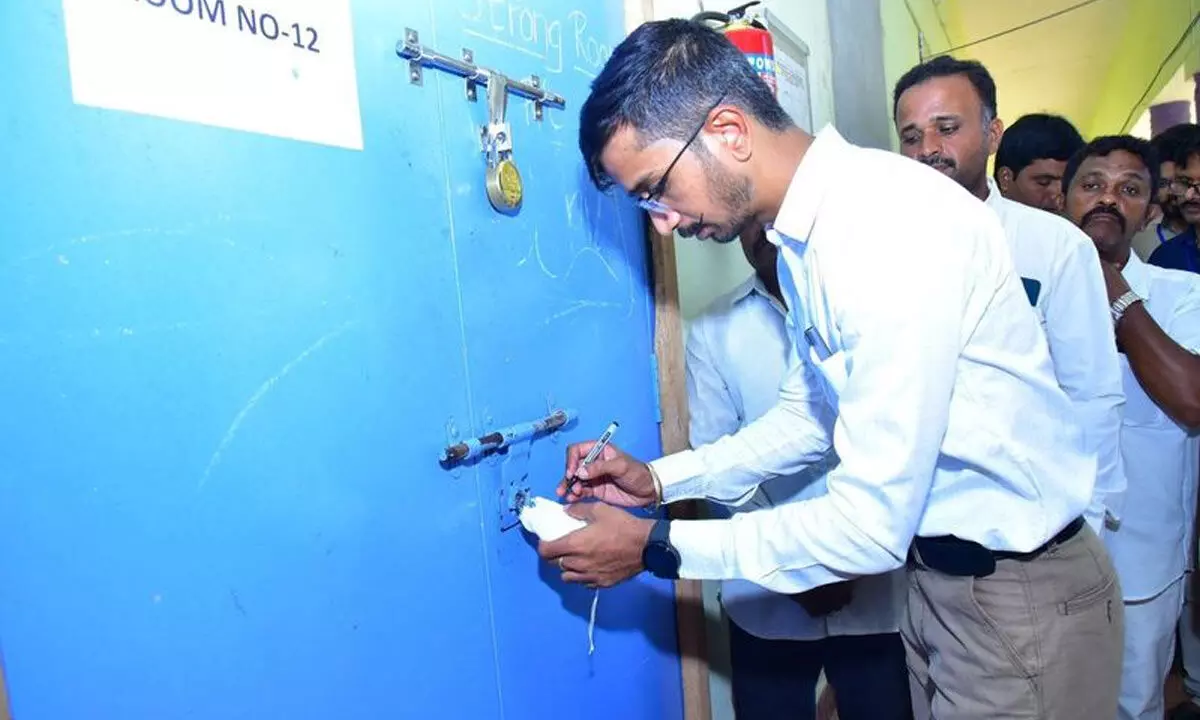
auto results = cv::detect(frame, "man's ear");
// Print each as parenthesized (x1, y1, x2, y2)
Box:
(996, 166, 1014, 195)
(986, 117, 1004, 156)
(707, 105, 754, 163)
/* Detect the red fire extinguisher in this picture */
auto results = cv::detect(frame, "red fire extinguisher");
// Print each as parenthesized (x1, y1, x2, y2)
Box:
(693, 2, 777, 95)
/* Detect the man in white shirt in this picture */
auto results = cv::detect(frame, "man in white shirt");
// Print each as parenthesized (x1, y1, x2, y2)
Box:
(993, 113, 1084, 213)
(1061, 135, 1200, 720)
(891, 56, 1125, 538)
(539, 19, 1122, 719)
(687, 226, 909, 720)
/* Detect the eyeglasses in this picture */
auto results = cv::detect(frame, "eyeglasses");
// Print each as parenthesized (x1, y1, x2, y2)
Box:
(636, 92, 728, 215)
(1170, 176, 1200, 196)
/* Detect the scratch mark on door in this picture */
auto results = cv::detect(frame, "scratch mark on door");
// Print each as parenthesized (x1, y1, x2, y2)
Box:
(198, 320, 356, 490)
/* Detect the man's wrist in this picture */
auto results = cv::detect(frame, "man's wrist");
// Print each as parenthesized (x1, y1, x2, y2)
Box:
(646, 452, 710, 504)
(1110, 290, 1143, 328)
(646, 463, 664, 509)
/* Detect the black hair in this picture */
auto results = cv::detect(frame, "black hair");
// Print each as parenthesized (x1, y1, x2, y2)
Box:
(1062, 135, 1160, 196)
(1163, 123, 1200, 167)
(892, 55, 997, 124)
(993, 114, 1084, 181)
(579, 19, 793, 190)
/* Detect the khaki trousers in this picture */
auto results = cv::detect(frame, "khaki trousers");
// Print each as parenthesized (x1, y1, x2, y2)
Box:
(903, 525, 1123, 719)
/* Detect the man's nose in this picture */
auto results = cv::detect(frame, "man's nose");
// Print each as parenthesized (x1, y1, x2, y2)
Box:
(1097, 184, 1122, 206)
(650, 211, 682, 236)
(919, 132, 942, 158)
(1048, 191, 1064, 213)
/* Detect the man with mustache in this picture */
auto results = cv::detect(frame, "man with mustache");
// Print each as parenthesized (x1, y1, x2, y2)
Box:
(1149, 130, 1200, 274)
(686, 223, 909, 720)
(541, 19, 1123, 720)
(1063, 135, 1200, 720)
(993, 113, 1085, 213)
(892, 56, 1125, 540)
(1132, 124, 1198, 261)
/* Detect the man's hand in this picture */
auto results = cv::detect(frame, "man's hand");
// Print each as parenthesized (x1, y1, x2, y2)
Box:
(557, 441, 658, 508)
(538, 503, 654, 588)
(790, 580, 855, 617)
(1100, 260, 1132, 303)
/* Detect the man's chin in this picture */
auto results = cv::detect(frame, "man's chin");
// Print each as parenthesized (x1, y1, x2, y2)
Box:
(1084, 229, 1127, 256)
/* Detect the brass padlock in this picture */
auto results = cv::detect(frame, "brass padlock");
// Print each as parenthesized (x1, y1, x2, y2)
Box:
(482, 74, 522, 215)
(486, 157, 523, 214)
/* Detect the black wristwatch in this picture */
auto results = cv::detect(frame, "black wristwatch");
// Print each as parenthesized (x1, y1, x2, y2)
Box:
(641, 519, 681, 580)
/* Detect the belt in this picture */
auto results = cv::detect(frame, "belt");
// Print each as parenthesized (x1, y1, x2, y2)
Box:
(911, 517, 1085, 578)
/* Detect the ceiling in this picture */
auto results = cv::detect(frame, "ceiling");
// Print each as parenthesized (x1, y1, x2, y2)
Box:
(928, 0, 1198, 136)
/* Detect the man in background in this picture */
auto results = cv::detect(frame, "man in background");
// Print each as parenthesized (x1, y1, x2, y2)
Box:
(892, 56, 1125, 538)
(1063, 135, 1200, 720)
(687, 225, 909, 720)
(1150, 130, 1200, 274)
(1133, 123, 1199, 261)
(994, 112, 1085, 213)
(1153, 128, 1200, 720)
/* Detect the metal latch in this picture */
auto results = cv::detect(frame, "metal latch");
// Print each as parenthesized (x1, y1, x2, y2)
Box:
(396, 28, 567, 215)
(438, 408, 577, 532)
(439, 408, 575, 465)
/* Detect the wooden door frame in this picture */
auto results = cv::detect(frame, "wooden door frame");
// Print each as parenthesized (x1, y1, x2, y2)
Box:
(621, 3, 713, 718)
(1, 651, 11, 719)
(650, 224, 713, 720)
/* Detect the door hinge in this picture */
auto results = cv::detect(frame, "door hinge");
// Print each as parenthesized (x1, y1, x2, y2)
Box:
(650, 353, 663, 424)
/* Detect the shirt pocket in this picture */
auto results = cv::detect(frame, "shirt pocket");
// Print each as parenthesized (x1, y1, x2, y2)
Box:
(809, 346, 848, 408)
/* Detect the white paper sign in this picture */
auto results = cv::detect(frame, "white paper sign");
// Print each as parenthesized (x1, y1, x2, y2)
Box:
(776, 50, 812, 134)
(763, 8, 813, 134)
(62, 0, 364, 150)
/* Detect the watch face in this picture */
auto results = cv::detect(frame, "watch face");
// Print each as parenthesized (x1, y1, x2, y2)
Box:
(643, 541, 680, 580)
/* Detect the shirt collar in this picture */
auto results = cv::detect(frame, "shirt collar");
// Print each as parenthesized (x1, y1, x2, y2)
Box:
(726, 273, 789, 317)
(1121, 251, 1152, 299)
(730, 272, 781, 304)
(766, 125, 848, 246)
(984, 177, 1005, 211)
(727, 274, 763, 303)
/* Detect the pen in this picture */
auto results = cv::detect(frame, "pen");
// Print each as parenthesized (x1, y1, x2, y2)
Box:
(566, 420, 619, 497)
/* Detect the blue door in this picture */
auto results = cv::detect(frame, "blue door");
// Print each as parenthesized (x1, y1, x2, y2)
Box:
(0, 1, 683, 718)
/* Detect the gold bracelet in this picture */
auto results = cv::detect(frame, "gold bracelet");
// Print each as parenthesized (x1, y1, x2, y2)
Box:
(647, 463, 664, 511)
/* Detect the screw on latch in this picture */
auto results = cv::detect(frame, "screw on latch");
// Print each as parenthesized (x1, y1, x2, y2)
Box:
(404, 29, 423, 86)
(464, 48, 477, 102)
(531, 75, 544, 121)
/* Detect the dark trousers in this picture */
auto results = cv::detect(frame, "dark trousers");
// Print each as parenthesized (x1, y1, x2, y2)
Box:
(728, 622, 914, 720)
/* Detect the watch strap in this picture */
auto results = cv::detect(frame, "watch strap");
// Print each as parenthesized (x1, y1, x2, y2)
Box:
(1110, 290, 1142, 326)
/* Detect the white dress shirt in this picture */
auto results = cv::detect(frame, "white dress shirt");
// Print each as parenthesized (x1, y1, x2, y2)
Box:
(687, 276, 903, 640)
(655, 126, 1094, 594)
(1104, 254, 1200, 601)
(984, 180, 1126, 534)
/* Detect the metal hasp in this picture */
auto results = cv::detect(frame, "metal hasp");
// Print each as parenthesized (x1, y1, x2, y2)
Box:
(396, 28, 566, 215)
(439, 408, 576, 465)
(439, 408, 577, 533)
